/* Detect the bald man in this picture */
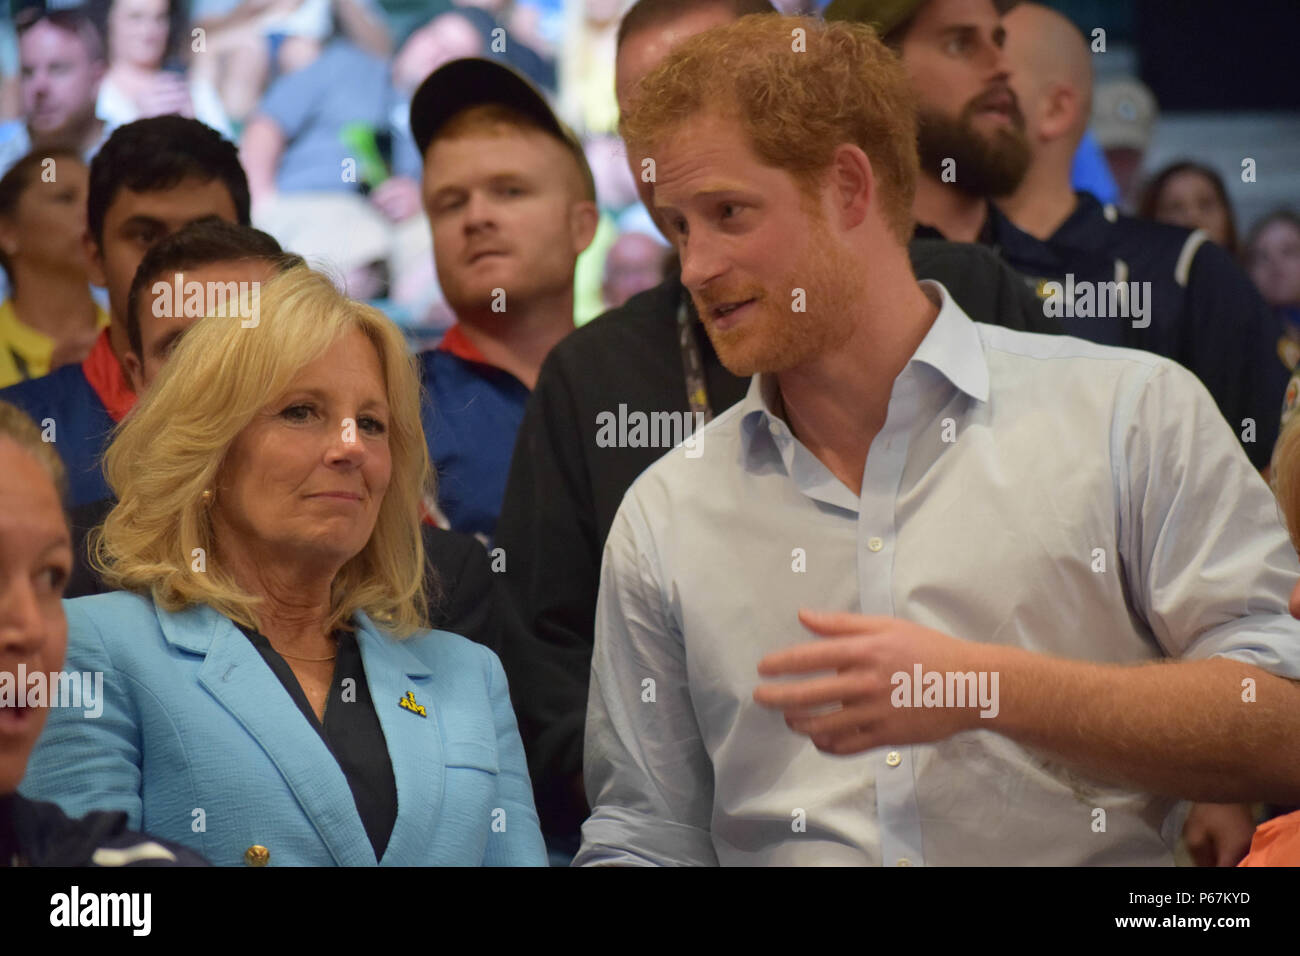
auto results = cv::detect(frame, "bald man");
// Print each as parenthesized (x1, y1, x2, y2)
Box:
(984, 3, 1286, 474)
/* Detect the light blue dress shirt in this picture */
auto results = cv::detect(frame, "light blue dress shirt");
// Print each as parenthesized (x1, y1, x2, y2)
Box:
(576, 281, 1300, 867)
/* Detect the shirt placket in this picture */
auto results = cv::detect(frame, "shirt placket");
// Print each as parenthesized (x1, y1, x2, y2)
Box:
(859, 370, 924, 867)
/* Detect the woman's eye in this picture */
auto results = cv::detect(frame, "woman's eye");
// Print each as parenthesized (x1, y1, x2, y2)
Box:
(281, 404, 314, 422)
(39, 566, 67, 592)
(359, 416, 387, 435)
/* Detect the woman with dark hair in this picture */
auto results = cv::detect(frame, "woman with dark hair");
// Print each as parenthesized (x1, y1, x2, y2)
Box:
(1137, 160, 1239, 256)
(90, 0, 233, 138)
(0, 151, 108, 388)
(1245, 209, 1300, 370)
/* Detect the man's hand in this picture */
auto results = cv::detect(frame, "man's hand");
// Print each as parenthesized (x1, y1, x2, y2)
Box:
(369, 176, 422, 222)
(1183, 803, 1256, 867)
(138, 73, 195, 119)
(753, 610, 1002, 755)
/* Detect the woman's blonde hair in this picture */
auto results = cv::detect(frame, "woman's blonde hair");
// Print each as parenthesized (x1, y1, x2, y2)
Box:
(91, 266, 431, 637)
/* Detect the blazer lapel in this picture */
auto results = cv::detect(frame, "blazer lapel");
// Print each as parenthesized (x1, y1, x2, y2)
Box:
(160, 603, 376, 866)
(355, 615, 444, 867)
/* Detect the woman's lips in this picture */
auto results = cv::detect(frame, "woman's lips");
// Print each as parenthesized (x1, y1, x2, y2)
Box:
(0, 704, 34, 736)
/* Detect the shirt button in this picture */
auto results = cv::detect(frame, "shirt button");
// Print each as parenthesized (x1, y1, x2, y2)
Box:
(897, 857, 913, 867)
(867, 537, 884, 552)
(886, 750, 901, 767)
(768, 420, 781, 435)
(244, 845, 270, 866)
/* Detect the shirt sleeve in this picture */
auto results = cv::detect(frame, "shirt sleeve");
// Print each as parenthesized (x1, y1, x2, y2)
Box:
(19, 601, 144, 828)
(255, 55, 323, 142)
(479, 645, 549, 866)
(1117, 359, 1300, 676)
(573, 493, 719, 866)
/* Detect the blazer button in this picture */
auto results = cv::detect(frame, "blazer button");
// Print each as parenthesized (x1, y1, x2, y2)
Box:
(244, 845, 270, 867)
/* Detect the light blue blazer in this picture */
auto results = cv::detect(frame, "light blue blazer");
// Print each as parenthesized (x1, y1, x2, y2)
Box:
(21, 591, 547, 866)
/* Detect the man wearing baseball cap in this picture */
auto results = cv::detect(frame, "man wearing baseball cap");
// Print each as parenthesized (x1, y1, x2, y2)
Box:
(410, 58, 598, 541)
(826, 0, 1026, 243)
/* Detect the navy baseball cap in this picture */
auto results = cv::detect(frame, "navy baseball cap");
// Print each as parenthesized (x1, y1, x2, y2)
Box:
(409, 57, 596, 202)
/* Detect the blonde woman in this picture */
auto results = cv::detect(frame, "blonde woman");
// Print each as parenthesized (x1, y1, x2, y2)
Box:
(20, 267, 546, 866)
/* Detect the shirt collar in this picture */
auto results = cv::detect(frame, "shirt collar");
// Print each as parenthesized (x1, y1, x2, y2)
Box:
(740, 279, 990, 446)
(81, 326, 136, 423)
(435, 323, 491, 365)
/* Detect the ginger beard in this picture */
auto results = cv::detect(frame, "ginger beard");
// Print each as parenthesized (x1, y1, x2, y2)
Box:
(693, 198, 860, 378)
(917, 86, 1031, 199)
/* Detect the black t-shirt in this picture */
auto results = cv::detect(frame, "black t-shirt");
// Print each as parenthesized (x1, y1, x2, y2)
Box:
(2, 792, 208, 866)
(235, 624, 397, 861)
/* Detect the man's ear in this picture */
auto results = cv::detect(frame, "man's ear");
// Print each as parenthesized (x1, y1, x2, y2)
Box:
(121, 348, 145, 394)
(0, 216, 18, 258)
(83, 231, 107, 287)
(569, 199, 601, 256)
(1040, 82, 1080, 144)
(829, 143, 874, 231)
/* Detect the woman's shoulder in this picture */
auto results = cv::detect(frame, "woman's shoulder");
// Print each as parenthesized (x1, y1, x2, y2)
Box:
(361, 615, 501, 675)
(65, 590, 156, 620)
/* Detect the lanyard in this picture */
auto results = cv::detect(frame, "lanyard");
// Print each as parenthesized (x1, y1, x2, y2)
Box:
(675, 294, 713, 422)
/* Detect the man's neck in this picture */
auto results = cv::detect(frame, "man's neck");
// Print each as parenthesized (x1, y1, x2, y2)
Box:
(11, 269, 97, 339)
(775, 274, 940, 497)
(454, 291, 575, 390)
(913, 174, 989, 243)
(30, 116, 104, 158)
(996, 163, 1078, 240)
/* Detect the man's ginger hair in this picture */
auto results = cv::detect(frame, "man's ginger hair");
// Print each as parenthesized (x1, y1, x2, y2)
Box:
(619, 14, 919, 244)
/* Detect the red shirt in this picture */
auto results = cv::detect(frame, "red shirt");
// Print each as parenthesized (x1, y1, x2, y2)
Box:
(81, 328, 136, 423)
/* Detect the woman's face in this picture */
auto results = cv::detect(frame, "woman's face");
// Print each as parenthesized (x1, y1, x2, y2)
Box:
(213, 328, 393, 578)
(1250, 221, 1300, 308)
(108, 0, 171, 69)
(1153, 170, 1231, 248)
(7, 158, 88, 272)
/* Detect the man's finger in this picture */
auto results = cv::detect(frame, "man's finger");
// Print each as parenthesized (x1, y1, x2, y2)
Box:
(757, 638, 868, 677)
(798, 608, 895, 637)
(753, 672, 874, 709)
(786, 702, 880, 736)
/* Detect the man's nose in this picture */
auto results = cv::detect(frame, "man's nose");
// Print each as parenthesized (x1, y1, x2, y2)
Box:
(678, 238, 725, 294)
(463, 191, 496, 232)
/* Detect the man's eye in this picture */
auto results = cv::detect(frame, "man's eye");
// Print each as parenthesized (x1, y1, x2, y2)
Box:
(721, 203, 740, 220)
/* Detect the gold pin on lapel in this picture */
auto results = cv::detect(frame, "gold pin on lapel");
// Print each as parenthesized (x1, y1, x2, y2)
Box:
(399, 690, 427, 717)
